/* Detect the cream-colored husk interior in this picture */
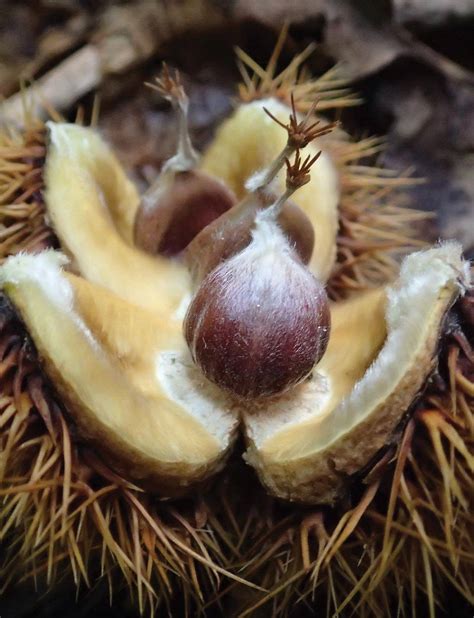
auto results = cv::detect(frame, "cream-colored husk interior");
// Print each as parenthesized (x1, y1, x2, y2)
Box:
(201, 99, 340, 282)
(245, 243, 468, 462)
(0, 252, 238, 467)
(45, 122, 191, 318)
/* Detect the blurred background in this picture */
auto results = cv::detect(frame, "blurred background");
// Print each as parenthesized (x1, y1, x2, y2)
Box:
(0, 0, 473, 615)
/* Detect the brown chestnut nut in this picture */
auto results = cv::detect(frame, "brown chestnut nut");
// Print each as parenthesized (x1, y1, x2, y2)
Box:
(134, 170, 236, 256)
(184, 189, 315, 284)
(184, 212, 330, 399)
(184, 150, 331, 399)
(134, 65, 236, 256)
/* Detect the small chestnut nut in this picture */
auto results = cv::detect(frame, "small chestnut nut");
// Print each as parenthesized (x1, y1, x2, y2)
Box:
(184, 212, 330, 399)
(184, 188, 315, 285)
(135, 170, 236, 256)
(134, 64, 236, 257)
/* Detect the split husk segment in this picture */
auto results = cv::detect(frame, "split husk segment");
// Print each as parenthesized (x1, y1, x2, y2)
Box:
(243, 245, 467, 506)
(0, 253, 237, 494)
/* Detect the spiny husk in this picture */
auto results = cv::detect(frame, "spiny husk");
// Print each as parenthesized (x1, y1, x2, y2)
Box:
(325, 138, 428, 300)
(0, 121, 55, 260)
(236, 24, 361, 112)
(0, 43, 471, 617)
